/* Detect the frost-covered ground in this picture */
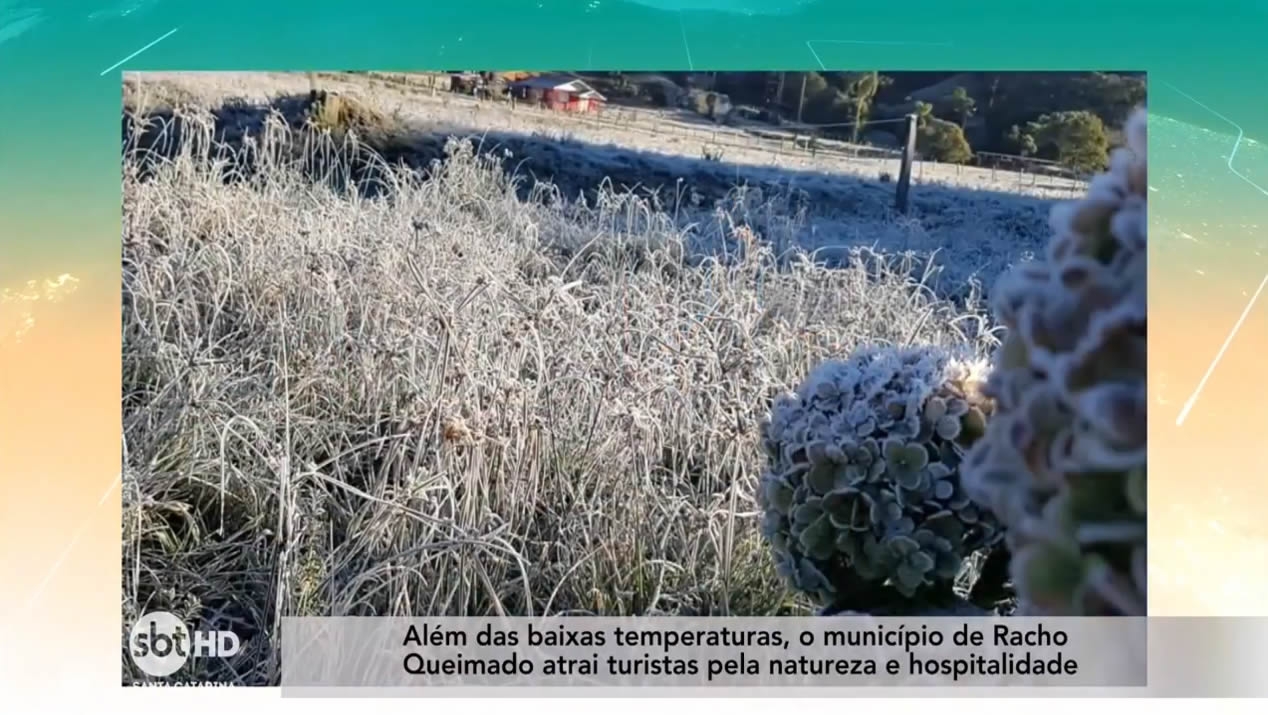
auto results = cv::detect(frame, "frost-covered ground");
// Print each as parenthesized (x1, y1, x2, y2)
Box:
(125, 72, 1065, 297)
(120, 70, 1036, 682)
(134, 71, 1086, 198)
(118, 72, 1119, 682)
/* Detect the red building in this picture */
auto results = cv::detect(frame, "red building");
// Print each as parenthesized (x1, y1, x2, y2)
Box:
(507, 75, 606, 114)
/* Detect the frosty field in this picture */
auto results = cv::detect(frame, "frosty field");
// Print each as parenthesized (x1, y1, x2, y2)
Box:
(125, 71, 1065, 296)
(121, 71, 1077, 684)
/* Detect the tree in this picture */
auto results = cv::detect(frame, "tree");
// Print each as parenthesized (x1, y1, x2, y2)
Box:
(949, 86, 976, 128)
(1006, 124, 1037, 157)
(912, 103, 972, 163)
(1025, 110, 1110, 173)
(917, 116, 973, 164)
(913, 101, 934, 125)
(845, 71, 882, 143)
(986, 74, 1001, 111)
(981, 72, 1143, 153)
(803, 89, 849, 124)
(783, 72, 830, 122)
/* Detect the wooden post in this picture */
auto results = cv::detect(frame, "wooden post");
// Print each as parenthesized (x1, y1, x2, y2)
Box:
(895, 113, 918, 214)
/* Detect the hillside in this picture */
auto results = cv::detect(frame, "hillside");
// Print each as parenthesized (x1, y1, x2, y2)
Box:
(572, 71, 1145, 165)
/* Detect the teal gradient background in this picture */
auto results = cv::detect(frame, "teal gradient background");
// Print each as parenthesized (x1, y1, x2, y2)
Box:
(2, 1, 1268, 695)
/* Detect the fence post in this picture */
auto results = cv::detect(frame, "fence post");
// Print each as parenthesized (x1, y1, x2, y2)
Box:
(895, 113, 918, 214)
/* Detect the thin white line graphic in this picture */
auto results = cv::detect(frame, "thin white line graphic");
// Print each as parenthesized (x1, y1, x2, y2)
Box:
(99, 25, 178, 77)
(1161, 82, 1268, 425)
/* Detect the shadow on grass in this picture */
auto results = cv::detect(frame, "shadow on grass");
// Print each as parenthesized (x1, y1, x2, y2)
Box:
(122, 91, 1058, 238)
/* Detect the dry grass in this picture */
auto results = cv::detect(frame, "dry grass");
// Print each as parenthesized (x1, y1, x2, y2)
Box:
(123, 73, 1060, 298)
(125, 71, 1086, 199)
(120, 74, 1031, 685)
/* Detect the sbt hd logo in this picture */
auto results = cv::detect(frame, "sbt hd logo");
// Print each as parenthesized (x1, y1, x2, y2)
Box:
(128, 611, 241, 678)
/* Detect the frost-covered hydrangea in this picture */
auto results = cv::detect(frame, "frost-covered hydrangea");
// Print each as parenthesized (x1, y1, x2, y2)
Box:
(960, 107, 1148, 616)
(757, 343, 1006, 611)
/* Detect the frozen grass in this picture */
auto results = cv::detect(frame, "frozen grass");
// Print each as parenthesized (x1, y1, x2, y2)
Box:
(128, 71, 1086, 199)
(121, 77, 1031, 684)
(124, 73, 1059, 298)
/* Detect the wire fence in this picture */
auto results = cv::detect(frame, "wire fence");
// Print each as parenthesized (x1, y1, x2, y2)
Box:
(616, 112, 1088, 193)
(355, 71, 1090, 198)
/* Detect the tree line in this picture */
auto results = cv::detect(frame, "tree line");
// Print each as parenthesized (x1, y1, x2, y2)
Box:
(586, 71, 1145, 174)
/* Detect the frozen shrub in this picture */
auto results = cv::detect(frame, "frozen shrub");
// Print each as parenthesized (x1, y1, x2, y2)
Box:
(757, 343, 1007, 613)
(960, 107, 1147, 616)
